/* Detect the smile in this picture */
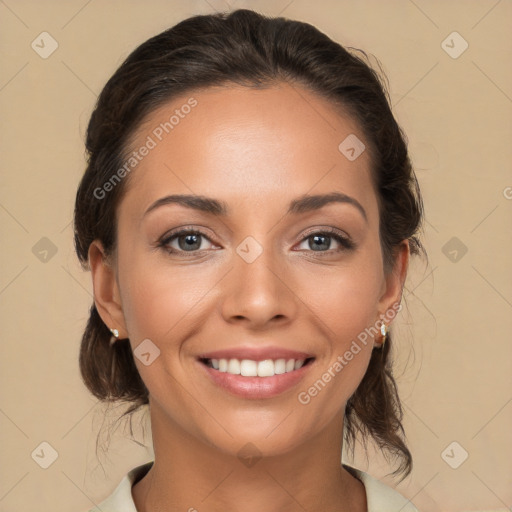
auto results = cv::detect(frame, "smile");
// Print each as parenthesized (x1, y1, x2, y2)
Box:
(201, 357, 314, 377)
(197, 355, 316, 399)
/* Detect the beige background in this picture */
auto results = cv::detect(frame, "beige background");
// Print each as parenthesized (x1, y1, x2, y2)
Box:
(1, 1, 511, 511)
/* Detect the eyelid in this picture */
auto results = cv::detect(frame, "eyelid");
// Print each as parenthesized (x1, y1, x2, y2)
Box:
(299, 226, 351, 241)
(159, 225, 214, 242)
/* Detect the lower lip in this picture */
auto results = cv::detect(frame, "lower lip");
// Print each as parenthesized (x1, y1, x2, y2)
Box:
(197, 360, 314, 399)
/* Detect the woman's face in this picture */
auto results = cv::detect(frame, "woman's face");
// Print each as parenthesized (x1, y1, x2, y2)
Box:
(92, 82, 407, 457)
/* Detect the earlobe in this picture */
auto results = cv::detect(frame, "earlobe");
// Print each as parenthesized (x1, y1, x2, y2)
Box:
(88, 240, 127, 339)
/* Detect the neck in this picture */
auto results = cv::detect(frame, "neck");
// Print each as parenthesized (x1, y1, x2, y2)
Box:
(132, 402, 366, 512)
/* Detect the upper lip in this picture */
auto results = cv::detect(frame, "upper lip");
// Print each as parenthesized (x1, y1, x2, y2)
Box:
(197, 346, 315, 362)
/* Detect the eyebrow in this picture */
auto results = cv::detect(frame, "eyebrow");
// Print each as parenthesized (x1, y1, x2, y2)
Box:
(143, 191, 367, 222)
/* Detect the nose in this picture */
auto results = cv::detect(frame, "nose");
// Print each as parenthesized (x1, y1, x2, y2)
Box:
(220, 242, 298, 330)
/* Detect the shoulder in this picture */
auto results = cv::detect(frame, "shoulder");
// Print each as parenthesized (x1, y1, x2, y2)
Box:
(344, 464, 420, 511)
(86, 461, 153, 512)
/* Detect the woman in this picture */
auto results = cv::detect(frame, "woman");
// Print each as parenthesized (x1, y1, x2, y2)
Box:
(75, 8, 424, 511)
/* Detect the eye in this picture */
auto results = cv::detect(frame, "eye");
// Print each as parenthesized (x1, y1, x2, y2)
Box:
(157, 226, 354, 256)
(296, 228, 354, 253)
(158, 228, 217, 254)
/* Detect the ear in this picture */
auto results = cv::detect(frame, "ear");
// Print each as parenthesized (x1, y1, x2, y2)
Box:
(88, 240, 128, 339)
(377, 239, 410, 324)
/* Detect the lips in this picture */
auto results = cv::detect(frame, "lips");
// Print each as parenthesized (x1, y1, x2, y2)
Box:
(196, 346, 316, 399)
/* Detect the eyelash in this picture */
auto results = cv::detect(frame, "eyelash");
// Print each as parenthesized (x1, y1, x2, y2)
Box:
(157, 226, 355, 256)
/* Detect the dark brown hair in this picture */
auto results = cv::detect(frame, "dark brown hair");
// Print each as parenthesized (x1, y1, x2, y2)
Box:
(74, 8, 424, 480)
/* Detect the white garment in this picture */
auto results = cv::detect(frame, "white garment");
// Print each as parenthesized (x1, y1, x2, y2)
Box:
(88, 461, 419, 511)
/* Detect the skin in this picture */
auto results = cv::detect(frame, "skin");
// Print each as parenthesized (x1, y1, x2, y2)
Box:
(89, 82, 409, 512)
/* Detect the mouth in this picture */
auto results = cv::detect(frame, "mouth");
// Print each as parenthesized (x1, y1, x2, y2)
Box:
(199, 357, 315, 377)
(197, 355, 316, 399)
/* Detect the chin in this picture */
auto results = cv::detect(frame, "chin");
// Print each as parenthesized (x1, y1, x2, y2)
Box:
(195, 414, 315, 460)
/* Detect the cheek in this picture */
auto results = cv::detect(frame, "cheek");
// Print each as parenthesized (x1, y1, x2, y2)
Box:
(116, 249, 214, 428)
(295, 254, 383, 413)
(117, 247, 216, 343)
(302, 254, 384, 341)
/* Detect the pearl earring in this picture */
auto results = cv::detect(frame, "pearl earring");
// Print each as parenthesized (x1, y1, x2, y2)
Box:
(109, 328, 119, 345)
(379, 323, 387, 348)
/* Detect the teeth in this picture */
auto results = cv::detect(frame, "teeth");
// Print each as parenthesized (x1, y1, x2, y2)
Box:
(241, 359, 257, 376)
(274, 359, 286, 374)
(294, 359, 304, 370)
(228, 359, 241, 374)
(257, 359, 274, 377)
(206, 357, 309, 377)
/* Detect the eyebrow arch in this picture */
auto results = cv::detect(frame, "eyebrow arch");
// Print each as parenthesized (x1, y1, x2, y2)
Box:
(289, 192, 367, 222)
(143, 192, 367, 222)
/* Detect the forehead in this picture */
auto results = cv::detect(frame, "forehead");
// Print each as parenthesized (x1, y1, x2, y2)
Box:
(120, 83, 377, 221)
